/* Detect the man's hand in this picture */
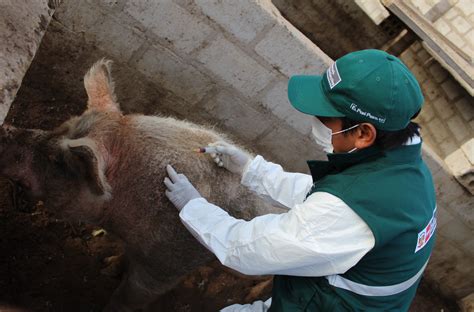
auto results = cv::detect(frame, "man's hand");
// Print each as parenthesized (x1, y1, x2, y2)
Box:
(164, 165, 202, 211)
(208, 141, 252, 175)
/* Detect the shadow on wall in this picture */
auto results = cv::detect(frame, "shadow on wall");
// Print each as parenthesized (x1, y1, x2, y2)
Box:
(271, 0, 408, 59)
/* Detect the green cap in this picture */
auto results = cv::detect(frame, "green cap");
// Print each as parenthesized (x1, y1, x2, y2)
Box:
(288, 49, 424, 131)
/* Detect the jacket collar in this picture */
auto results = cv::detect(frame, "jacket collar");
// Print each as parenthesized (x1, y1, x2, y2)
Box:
(307, 142, 422, 182)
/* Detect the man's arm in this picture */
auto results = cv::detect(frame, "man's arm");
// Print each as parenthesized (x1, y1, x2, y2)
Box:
(241, 155, 313, 209)
(208, 142, 313, 208)
(179, 191, 375, 276)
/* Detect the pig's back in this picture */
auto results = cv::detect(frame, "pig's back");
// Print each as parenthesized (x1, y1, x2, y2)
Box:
(101, 115, 278, 283)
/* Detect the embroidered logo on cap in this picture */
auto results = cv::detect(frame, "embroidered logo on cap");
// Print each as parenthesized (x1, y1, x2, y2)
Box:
(350, 103, 387, 124)
(327, 62, 341, 89)
(415, 207, 437, 253)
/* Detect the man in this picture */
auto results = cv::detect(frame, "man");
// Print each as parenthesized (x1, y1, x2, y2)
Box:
(164, 49, 437, 311)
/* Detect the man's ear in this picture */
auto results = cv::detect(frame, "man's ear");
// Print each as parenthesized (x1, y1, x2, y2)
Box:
(62, 138, 111, 199)
(354, 123, 377, 149)
(84, 59, 121, 113)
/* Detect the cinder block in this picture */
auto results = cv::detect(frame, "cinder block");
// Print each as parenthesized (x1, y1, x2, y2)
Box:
(196, 35, 275, 97)
(0, 0, 52, 123)
(54, 0, 103, 32)
(445, 149, 474, 195)
(432, 96, 454, 118)
(446, 115, 469, 141)
(410, 64, 428, 83)
(254, 21, 332, 77)
(426, 118, 450, 143)
(446, 30, 465, 49)
(428, 61, 449, 83)
(202, 90, 272, 141)
(195, 0, 277, 43)
(410, 0, 432, 15)
(354, 0, 389, 25)
(57, 2, 144, 61)
(400, 49, 416, 67)
(419, 102, 435, 122)
(125, 0, 213, 54)
(262, 81, 312, 135)
(92, 17, 145, 61)
(422, 79, 442, 101)
(451, 15, 472, 34)
(416, 48, 431, 63)
(444, 7, 460, 20)
(96, 0, 127, 12)
(461, 138, 474, 164)
(410, 41, 422, 52)
(434, 18, 452, 36)
(439, 140, 459, 158)
(463, 45, 474, 63)
(465, 27, 474, 45)
(134, 44, 212, 104)
(454, 97, 474, 121)
(445, 148, 471, 175)
(456, 0, 474, 16)
(441, 79, 463, 100)
(256, 124, 325, 173)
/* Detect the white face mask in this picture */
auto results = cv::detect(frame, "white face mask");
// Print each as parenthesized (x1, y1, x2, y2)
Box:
(311, 118, 360, 154)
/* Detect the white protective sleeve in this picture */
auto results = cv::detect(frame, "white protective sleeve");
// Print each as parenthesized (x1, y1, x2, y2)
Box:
(180, 192, 375, 276)
(220, 298, 272, 312)
(241, 155, 314, 209)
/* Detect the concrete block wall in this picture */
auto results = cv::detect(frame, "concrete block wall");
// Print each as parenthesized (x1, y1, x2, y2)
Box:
(400, 41, 474, 195)
(422, 145, 474, 300)
(354, 0, 390, 25)
(409, 0, 474, 62)
(48, 0, 333, 173)
(0, 0, 56, 124)
(271, 0, 403, 60)
(400, 41, 474, 300)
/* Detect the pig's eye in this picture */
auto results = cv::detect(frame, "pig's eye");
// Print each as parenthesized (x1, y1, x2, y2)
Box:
(51, 154, 68, 171)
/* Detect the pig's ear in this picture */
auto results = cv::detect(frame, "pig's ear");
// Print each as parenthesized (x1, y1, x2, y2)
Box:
(62, 138, 111, 199)
(84, 59, 121, 113)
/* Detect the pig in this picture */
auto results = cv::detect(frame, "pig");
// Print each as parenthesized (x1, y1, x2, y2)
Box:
(0, 59, 284, 311)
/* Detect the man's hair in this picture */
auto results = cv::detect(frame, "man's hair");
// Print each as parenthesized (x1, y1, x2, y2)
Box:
(340, 112, 421, 150)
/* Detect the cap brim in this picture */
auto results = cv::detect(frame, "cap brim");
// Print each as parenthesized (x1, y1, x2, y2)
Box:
(288, 75, 345, 117)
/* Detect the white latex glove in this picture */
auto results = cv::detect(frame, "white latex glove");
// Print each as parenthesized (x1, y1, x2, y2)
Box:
(164, 165, 202, 211)
(208, 141, 252, 175)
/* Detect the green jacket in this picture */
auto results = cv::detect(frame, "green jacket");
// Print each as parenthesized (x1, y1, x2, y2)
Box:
(269, 143, 436, 311)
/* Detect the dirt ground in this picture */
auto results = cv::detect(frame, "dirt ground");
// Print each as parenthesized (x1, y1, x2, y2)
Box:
(0, 190, 275, 312)
(0, 189, 460, 312)
(0, 191, 459, 312)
